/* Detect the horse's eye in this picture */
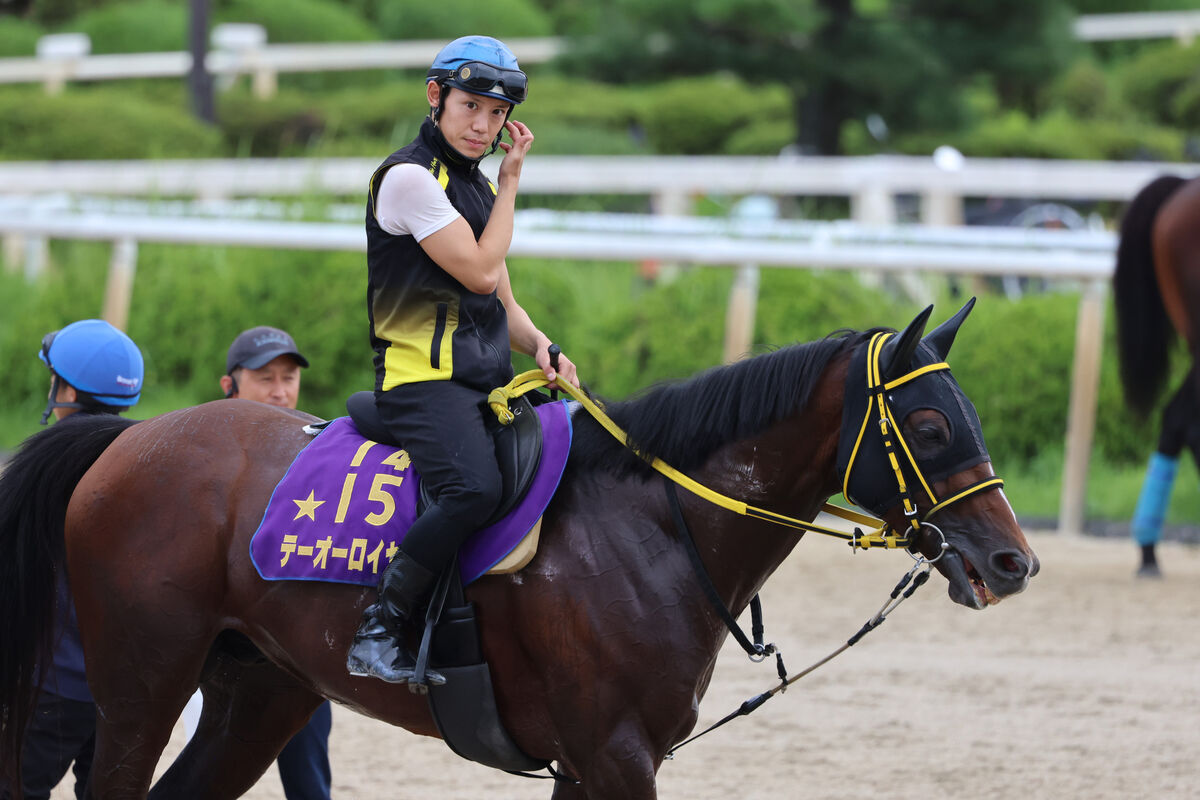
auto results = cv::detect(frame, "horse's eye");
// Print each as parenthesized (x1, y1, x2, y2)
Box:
(904, 411, 951, 458)
(917, 426, 946, 445)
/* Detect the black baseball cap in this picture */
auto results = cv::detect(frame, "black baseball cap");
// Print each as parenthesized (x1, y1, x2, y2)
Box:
(225, 326, 310, 374)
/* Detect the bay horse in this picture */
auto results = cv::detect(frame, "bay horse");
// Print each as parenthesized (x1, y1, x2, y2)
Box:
(1114, 174, 1200, 576)
(0, 303, 1037, 799)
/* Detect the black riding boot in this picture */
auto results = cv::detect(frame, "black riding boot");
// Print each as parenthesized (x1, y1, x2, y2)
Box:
(346, 551, 446, 685)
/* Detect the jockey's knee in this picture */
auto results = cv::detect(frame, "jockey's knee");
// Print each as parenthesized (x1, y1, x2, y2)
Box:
(439, 468, 503, 526)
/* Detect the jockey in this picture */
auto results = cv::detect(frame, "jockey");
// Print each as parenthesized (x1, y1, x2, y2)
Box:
(14, 319, 142, 800)
(39, 318, 143, 425)
(346, 35, 579, 685)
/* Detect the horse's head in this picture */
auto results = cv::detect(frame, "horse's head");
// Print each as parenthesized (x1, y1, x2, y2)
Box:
(836, 300, 1039, 609)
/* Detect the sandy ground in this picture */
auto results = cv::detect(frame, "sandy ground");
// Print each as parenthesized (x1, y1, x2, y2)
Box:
(51, 531, 1200, 799)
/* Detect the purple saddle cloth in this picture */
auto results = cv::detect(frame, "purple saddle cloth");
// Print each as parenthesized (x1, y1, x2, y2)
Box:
(250, 400, 571, 587)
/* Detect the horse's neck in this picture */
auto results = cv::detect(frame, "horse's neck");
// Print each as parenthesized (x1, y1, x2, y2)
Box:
(683, 361, 847, 616)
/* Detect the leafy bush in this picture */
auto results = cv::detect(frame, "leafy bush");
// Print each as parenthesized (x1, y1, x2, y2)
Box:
(723, 118, 796, 156)
(518, 75, 646, 132)
(1044, 59, 1112, 119)
(636, 76, 791, 155)
(520, 121, 647, 155)
(895, 109, 1183, 161)
(67, 0, 186, 54)
(0, 16, 45, 57)
(377, 0, 552, 41)
(216, 84, 429, 157)
(0, 87, 222, 160)
(31, 0, 111, 27)
(217, 0, 377, 44)
(949, 292, 1078, 466)
(1120, 40, 1200, 126)
(0, 240, 1174, 475)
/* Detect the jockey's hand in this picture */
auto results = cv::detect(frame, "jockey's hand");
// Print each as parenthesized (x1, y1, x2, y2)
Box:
(497, 120, 534, 184)
(536, 344, 578, 392)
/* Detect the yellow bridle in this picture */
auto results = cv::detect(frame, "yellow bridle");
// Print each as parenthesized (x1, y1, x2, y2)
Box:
(487, 337, 1002, 552)
(841, 331, 1005, 543)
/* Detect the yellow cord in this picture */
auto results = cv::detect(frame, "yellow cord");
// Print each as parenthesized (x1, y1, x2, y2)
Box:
(488, 370, 906, 549)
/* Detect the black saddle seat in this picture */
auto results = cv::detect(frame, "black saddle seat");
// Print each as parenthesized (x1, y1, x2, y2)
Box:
(345, 391, 544, 526)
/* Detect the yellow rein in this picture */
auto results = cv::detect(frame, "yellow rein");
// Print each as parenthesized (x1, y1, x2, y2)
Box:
(487, 370, 908, 550)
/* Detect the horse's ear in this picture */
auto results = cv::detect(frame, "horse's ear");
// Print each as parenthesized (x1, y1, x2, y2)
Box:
(882, 305, 934, 381)
(923, 296, 977, 360)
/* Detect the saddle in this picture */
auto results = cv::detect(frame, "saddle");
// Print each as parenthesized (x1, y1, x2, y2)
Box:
(344, 390, 543, 524)
(344, 389, 552, 775)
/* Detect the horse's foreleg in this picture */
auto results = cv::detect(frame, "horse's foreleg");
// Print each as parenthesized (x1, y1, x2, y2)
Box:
(149, 657, 323, 800)
(551, 722, 661, 800)
(1133, 370, 1198, 576)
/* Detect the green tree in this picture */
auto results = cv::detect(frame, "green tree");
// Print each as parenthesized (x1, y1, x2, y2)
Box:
(565, 0, 1076, 154)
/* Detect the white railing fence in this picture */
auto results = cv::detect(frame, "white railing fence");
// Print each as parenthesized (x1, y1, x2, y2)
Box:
(1, 30, 562, 96)
(1, 12, 1196, 94)
(0, 207, 1114, 535)
(2, 154, 1197, 228)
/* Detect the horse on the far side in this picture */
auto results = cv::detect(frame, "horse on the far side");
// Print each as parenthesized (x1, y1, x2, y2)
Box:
(1114, 174, 1200, 577)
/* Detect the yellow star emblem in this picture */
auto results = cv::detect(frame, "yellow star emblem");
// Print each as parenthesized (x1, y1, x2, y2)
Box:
(292, 490, 325, 522)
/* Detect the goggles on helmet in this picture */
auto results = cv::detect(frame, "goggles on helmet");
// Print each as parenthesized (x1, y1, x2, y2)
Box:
(40, 330, 57, 364)
(433, 61, 528, 104)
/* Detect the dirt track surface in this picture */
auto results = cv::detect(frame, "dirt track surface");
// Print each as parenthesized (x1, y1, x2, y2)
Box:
(53, 531, 1200, 799)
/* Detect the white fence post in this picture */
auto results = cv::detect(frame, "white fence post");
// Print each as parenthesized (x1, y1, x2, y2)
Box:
(1058, 279, 1107, 536)
(851, 185, 895, 225)
(102, 238, 138, 331)
(23, 236, 47, 281)
(211, 23, 272, 97)
(723, 195, 775, 363)
(2, 234, 21, 274)
(36, 33, 90, 94)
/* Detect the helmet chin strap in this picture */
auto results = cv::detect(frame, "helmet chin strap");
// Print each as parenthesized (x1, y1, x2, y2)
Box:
(40, 374, 84, 425)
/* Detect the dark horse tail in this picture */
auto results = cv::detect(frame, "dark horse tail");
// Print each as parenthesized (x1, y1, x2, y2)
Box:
(0, 414, 136, 789)
(1114, 174, 1187, 417)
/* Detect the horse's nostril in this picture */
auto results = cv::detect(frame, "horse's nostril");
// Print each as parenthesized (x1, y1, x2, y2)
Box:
(989, 549, 1030, 579)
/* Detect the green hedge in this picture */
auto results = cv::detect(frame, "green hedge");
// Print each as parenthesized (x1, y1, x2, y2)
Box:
(636, 76, 792, 156)
(67, 0, 186, 53)
(887, 108, 1184, 161)
(377, 0, 552, 41)
(0, 17, 45, 57)
(1120, 40, 1200, 127)
(0, 87, 223, 160)
(207, 75, 797, 158)
(0, 242, 1162, 475)
(217, 0, 377, 44)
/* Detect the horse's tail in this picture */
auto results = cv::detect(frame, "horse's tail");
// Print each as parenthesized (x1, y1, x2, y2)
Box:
(1114, 174, 1188, 416)
(0, 414, 137, 789)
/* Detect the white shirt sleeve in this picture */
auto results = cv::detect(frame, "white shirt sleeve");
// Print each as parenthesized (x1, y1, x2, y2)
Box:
(374, 163, 462, 241)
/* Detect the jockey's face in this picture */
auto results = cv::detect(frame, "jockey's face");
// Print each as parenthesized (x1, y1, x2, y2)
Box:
(428, 82, 511, 159)
(228, 355, 302, 409)
(47, 373, 78, 421)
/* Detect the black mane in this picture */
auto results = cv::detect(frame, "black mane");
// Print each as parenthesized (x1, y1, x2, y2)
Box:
(567, 330, 877, 479)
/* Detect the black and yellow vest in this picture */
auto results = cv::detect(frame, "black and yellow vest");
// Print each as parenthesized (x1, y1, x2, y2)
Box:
(366, 119, 513, 394)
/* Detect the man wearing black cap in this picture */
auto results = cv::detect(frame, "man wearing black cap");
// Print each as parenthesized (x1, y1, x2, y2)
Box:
(211, 326, 332, 800)
(221, 325, 310, 408)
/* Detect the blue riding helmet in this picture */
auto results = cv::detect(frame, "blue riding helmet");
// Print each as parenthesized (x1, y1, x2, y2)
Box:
(426, 35, 527, 106)
(38, 319, 143, 423)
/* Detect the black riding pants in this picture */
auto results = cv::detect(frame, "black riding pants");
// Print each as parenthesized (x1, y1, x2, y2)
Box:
(0, 691, 95, 800)
(376, 381, 503, 573)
